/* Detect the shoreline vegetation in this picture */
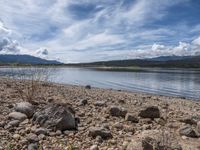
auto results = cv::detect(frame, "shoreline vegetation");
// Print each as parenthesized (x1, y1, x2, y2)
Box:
(0, 78, 199, 149)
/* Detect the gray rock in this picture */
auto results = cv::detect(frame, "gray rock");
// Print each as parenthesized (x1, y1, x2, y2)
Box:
(8, 112, 27, 121)
(32, 103, 77, 131)
(85, 85, 91, 89)
(0, 121, 6, 128)
(8, 120, 20, 127)
(179, 116, 197, 125)
(28, 143, 38, 150)
(90, 145, 99, 150)
(13, 134, 21, 140)
(15, 102, 34, 118)
(34, 128, 48, 135)
(179, 125, 198, 138)
(38, 134, 46, 140)
(26, 133, 39, 143)
(138, 106, 160, 119)
(109, 106, 127, 117)
(89, 127, 112, 139)
(55, 130, 62, 136)
(94, 101, 106, 107)
(125, 113, 139, 123)
(80, 99, 88, 105)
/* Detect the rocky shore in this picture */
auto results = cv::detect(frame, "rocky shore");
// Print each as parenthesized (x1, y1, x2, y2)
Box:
(0, 78, 199, 150)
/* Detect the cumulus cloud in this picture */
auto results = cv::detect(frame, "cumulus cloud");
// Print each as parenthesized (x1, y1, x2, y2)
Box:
(0, 21, 21, 54)
(0, 0, 199, 62)
(0, 38, 20, 54)
(35, 48, 49, 58)
(192, 36, 200, 46)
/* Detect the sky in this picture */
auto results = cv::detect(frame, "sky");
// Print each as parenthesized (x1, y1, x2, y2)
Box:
(0, 0, 200, 63)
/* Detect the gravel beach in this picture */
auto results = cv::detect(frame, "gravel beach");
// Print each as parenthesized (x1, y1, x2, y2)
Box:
(0, 78, 199, 150)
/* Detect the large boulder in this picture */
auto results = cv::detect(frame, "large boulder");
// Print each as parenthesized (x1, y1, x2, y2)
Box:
(15, 102, 34, 118)
(109, 106, 127, 117)
(138, 106, 160, 119)
(8, 112, 27, 121)
(88, 127, 112, 139)
(32, 104, 77, 131)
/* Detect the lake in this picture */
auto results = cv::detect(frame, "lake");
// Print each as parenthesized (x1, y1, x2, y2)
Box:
(0, 67, 200, 100)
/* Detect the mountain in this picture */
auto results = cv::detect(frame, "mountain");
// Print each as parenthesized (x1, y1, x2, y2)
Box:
(148, 55, 192, 61)
(0, 54, 62, 65)
(74, 55, 200, 68)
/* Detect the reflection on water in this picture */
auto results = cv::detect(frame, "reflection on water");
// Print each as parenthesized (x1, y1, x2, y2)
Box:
(0, 67, 200, 100)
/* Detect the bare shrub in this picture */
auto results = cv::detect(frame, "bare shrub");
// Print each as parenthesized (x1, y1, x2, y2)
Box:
(10, 66, 54, 103)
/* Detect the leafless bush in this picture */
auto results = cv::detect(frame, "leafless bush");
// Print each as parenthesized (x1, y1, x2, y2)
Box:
(158, 102, 181, 150)
(10, 66, 54, 103)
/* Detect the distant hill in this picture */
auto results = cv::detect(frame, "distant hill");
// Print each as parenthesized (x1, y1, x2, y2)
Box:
(0, 54, 62, 65)
(74, 55, 200, 68)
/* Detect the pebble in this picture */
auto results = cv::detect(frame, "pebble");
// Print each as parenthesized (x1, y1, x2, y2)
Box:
(26, 133, 39, 143)
(90, 145, 99, 150)
(13, 134, 21, 140)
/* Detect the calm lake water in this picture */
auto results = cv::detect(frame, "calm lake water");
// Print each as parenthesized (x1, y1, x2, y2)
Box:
(0, 67, 200, 100)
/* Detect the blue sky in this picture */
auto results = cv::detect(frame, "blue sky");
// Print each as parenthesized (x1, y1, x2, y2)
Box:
(0, 0, 200, 62)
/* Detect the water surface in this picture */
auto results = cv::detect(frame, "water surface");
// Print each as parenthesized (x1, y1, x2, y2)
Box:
(0, 67, 200, 100)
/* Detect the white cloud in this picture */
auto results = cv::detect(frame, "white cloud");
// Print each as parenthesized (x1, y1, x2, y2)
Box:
(0, 0, 199, 62)
(192, 36, 200, 46)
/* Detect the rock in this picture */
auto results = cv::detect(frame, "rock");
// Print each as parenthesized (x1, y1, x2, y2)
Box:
(154, 118, 166, 126)
(0, 121, 6, 128)
(34, 128, 48, 135)
(179, 116, 197, 125)
(32, 103, 77, 131)
(26, 133, 39, 143)
(90, 145, 99, 150)
(55, 130, 62, 136)
(179, 125, 198, 138)
(85, 85, 91, 89)
(94, 101, 106, 107)
(109, 106, 127, 117)
(138, 106, 160, 119)
(118, 99, 125, 104)
(142, 137, 159, 150)
(125, 113, 139, 123)
(8, 120, 20, 127)
(13, 134, 21, 140)
(28, 143, 38, 150)
(89, 127, 112, 139)
(80, 99, 88, 105)
(15, 102, 34, 118)
(124, 125, 135, 134)
(20, 119, 29, 125)
(8, 112, 27, 121)
(38, 134, 46, 140)
(96, 136, 103, 143)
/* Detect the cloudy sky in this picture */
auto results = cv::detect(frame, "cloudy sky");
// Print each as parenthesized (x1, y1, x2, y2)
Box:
(0, 0, 200, 63)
